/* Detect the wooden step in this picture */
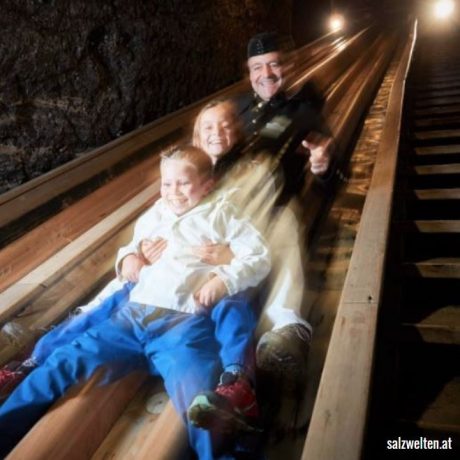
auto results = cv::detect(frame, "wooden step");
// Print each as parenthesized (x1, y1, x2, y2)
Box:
(414, 129, 460, 141)
(398, 220, 460, 233)
(413, 188, 460, 200)
(415, 115, 460, 128)
(400, 305, 460, 345)
(415, 105, 460, 117)
(417, 89, 460, 100)
(414, 144, 460, 156)
(416, 82, 460, 93)
(416, 96, 460, 108)
(411, 163, 460, 175)
(402, 257, 460, 278)
(398, 376, 460, 436)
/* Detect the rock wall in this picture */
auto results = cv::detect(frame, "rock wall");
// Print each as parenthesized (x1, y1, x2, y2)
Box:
(0, 0, 292, 192)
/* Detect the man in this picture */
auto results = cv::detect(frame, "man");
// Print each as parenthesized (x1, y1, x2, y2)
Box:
(235, 32, 335, 391)
(237, 31, 333, 178)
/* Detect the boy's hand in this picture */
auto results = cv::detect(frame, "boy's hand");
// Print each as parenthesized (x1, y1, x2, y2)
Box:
(121, 254, 146, 283)
(192, 240, 234, 265)
(140, 238, 167, 265)
(194, 276, 228, 309)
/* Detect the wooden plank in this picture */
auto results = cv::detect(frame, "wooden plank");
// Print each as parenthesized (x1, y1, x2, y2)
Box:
(134, 402, 187, 460)
(417, 82, 460, 92)
(416, 96, 460, 108)
(414, 188, 460, 200)
(399, 377, 460, 434)
(92, 379, 184, 460)
(398, 220, 460, 233)
(415, 115, 460, 127)
(415, 129, 460, 140)
(0, 156, 160, 292)
(413, 163, 460, 175)
(302, 22, 416, 460)
(402, 258, 460, 278)
(415, 144, 460, 155)
(92, 378, 187, 460)
(0, 183, 159, 323)
(415, 105, 460, 117)
(417, 89, 460, 100)
(401, 305, 460, 344)
(7, 372, 146, 460)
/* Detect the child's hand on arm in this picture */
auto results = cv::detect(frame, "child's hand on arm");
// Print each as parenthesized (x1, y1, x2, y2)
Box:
(121, 254, 146, 283)
(194, 275, 228, 309)
(192, 240, 234, 265)
(139, 238, 168, 265)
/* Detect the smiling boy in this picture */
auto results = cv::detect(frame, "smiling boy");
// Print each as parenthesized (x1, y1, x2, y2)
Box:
(0, 145, 270, 459)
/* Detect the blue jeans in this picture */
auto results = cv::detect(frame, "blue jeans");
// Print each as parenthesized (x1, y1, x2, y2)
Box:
(32, 282, 134, 364)
(0, 293, 258, 459)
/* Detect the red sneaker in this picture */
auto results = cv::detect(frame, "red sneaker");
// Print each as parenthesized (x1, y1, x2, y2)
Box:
(187, 372, 260, 432)
(0, 368, 26, 401)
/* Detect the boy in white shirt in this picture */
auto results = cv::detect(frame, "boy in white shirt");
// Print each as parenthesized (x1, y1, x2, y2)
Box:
(0, 145, 270, 460)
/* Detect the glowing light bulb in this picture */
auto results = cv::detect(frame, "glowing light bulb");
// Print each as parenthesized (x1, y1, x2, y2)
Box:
(329, 14, 345, 32)
(434, 0, 455, 19)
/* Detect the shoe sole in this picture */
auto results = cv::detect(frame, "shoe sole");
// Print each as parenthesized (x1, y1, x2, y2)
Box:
(187, 396, 261, 433)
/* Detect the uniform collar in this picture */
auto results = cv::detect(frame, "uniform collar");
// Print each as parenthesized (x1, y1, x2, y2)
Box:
(253, 91, 287, 109)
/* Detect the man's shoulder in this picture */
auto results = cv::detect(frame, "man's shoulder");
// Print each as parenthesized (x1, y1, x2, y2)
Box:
(233, 91, 255, 116)
(291, 81, 325, 111)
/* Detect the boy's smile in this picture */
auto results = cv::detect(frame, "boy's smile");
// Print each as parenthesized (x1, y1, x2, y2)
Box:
(160, 159, 213, 215)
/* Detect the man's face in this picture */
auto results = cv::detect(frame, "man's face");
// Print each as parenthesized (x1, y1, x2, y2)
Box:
(160, 159, 212, 215)
(248, 51, 283, 101)
(198, 103, 238, 164)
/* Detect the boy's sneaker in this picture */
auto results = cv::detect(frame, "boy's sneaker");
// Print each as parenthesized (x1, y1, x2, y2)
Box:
(0, 358, 37, 401)
(187, 372, 260, 433)
(256, 323, 312, 391)
(0, 368, 26, 401)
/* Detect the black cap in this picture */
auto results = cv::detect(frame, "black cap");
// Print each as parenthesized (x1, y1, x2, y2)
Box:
(247, 32, 281, 59)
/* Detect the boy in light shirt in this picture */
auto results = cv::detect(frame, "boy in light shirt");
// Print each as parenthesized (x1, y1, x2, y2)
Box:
(0, 145, 270, 460)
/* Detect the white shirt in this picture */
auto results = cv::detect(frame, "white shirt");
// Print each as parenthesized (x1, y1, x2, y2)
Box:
(116, 194, 270, 313)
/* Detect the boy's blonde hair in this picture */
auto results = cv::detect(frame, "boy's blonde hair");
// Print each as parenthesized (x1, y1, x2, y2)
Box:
(192, 98, 242, 149)
(160, 144, 213, 178)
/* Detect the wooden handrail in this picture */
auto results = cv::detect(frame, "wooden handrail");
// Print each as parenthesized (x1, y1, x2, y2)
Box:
(302, 20, 417, 460)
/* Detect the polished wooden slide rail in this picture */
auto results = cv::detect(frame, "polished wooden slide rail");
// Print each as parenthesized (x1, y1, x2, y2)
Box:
(302, 20, 417, 460)
(2, 25, 403, 460)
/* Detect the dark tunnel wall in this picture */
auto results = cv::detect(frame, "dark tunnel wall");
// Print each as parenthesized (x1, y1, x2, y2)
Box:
(0, 0, 293, 193)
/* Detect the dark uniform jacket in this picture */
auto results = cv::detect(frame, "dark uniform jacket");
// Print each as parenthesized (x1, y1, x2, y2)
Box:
(233, 83, 334, 201)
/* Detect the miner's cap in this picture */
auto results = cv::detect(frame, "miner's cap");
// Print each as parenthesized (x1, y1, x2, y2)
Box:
(247, 32, 282, 58)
